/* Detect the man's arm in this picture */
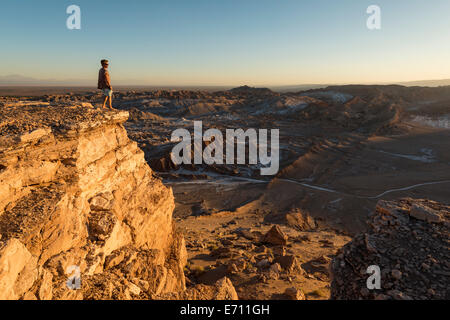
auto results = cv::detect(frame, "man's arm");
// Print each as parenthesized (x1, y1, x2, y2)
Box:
(105, 70, 112, 89)
(98, 69, 102, 89)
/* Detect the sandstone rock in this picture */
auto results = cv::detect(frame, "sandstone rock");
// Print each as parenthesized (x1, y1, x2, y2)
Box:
(274, 255, 304, 274)
(19, 128, 51, 143)
(89, 193, 114, 211)
(38, 269, 53, 300)
(0, 105, 187, 300)
(256, 259, 271, 269)
(263, 226, 288, 246)
(214, 277, 239, 300)
(88, 211, 117, 240)
(104, 249, 126, 270)
(269, 263, 282, 273)
(410, 204, 442, 223)
(227, 263, 239, 274)
(376, 200, 404, 216)
(155, 276, 239, 300)
(266, 263, 282, 280)
(0, 239, 37, 300)
(285, 209, 316, 231)
(128, 282, 141, 296)
(284, 287, 306, 300)
(22, 292, 38, 300)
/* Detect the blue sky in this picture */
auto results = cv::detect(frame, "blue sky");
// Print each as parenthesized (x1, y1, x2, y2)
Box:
(1, 0, 450, 86)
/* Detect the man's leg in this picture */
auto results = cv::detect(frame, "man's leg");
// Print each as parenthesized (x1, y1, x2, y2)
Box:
(108, 95, 113, 109)
(102, 96, 108, 108)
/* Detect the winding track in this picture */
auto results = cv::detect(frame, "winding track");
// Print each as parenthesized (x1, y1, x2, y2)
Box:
(166, 173, 450, 200)
(278, 178, 450, 199)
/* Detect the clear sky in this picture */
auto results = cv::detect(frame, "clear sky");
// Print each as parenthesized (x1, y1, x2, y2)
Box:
(1, 0, 450, 86)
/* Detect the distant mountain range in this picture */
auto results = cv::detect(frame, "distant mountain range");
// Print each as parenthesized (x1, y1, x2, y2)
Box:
(0, 74, 41, 84)
(1, 74, 449, 91)
(396, 79, 450, 87)
(272, 80, 450, 92)
(0, 74, 90, 86)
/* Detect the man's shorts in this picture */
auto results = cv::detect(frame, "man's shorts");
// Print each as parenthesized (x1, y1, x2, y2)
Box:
(103, 89, 113, 97)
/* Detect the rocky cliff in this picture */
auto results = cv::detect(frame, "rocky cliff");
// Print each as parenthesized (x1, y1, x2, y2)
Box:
(0, 102, 187, 300)
(331, 198, 449, 300)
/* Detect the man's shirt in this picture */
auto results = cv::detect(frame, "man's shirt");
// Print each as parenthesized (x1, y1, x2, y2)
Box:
(98, 68, 111, 89)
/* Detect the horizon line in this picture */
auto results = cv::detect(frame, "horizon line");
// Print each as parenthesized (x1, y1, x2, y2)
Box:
(1, 75, 450, 89)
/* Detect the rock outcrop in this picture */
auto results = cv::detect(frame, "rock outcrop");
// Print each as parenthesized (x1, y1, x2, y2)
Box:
(263, 226, 288, 246)
(331, 198, 449, 300)
(154, 277, 239, 300)
(0, 103, 187, 300)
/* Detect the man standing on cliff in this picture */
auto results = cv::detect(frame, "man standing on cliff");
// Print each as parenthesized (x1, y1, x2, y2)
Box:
(98, 59, 113, 109)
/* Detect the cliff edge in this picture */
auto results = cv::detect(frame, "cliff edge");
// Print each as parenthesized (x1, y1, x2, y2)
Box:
(0, 102, 187, 300)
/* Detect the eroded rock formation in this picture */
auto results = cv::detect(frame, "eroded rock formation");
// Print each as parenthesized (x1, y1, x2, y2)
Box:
(331, 198, 449, 300)
(0, 103, 187, 300)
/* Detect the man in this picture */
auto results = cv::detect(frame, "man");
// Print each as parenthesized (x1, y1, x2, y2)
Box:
(98, 59, 113, 109)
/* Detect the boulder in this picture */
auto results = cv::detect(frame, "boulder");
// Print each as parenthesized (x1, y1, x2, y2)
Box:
(275, 255, 304, 274)
(214, 277, 239, 300)
(284, 287, 306, 300)
(263, 226, 288, 246)
(410, 204, 442, 223)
